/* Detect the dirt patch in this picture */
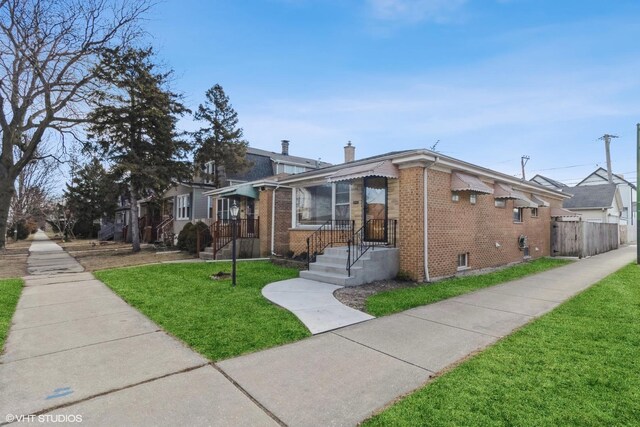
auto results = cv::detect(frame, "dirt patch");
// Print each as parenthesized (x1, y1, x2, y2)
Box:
(333, 280, 424, 312)
(72, 248, 195, 271)
(0, 237, 34, 278)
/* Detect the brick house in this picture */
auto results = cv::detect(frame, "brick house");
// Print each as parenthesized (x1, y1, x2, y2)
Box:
(260, 145, 571, 284)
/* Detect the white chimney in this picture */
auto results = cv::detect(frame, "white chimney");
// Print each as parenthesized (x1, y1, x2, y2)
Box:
(344, 141, 355, 163)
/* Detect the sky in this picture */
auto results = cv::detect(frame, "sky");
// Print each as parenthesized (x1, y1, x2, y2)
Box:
(140, 0, 640, 186)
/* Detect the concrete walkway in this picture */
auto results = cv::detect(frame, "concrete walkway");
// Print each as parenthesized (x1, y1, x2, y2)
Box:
(1, 232, 635, 426)
(262, 278, 374, 334)
(1, 232, 278, 426)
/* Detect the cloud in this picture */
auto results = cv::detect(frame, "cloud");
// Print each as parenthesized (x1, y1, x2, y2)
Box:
(367, 0, 467, 24)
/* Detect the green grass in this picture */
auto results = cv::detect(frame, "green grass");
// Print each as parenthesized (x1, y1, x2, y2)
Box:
(364, 263, 640, 426)
(0, 278, 23, 351)
(366, 258, 572, 316)
(95, 261, 310, 361)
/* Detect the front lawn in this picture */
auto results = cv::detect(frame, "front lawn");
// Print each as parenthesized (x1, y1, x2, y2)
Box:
(0, 278, 23, 351)
(364, 263, 640, 426)
(95, 261, 310, 361)
(366, 258, 572, 316)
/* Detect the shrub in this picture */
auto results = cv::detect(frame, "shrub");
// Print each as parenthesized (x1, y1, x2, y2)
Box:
(176, 221, 211, 254)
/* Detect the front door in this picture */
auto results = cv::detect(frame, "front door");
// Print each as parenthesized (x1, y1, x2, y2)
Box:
(246, 199, 255, 236)
(363, 177, 387, 241)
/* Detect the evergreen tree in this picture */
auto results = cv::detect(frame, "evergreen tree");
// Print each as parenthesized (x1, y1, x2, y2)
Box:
(87, 47, 191, 252)
(64, 158, 119, 237)
(193, 84, 250, 187)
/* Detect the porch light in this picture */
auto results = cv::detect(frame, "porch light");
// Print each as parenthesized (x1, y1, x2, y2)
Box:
(230, 201, 240, 220)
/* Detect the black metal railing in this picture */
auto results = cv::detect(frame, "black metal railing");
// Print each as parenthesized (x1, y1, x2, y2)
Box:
(211, 218, 260, 258)
(155, 216, 174, 246)
(347, 219, 397, 276)
(306, 220, 355, 269)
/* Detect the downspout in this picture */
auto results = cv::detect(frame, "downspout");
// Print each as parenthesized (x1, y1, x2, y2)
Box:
(423, 157, 438, 282)
(271, 184, 281, 256)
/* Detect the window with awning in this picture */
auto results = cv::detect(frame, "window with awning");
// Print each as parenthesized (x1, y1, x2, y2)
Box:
(327, 160, 398, 182)
(450, 172, 494, 194)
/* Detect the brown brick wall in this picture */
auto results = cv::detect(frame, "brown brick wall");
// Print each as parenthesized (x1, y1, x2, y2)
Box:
(426, 169, 562, 279)
(274, 188, 292, 256)
(398, 166, 426, 281)
(257, 189, 272, 257)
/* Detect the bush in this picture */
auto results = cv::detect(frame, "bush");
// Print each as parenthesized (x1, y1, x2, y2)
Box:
(176, 221, 211, 254)
(7, 219, 38, 240)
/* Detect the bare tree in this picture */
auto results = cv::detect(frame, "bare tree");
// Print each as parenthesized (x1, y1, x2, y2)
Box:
(7, 145, 58, 235)
(0, 0, 150, 248)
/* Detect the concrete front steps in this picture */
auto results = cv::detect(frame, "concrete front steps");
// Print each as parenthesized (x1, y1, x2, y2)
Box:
(300, 246, 399, 286)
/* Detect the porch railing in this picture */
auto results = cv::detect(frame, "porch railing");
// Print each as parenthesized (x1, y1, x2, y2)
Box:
(211, 218, 260, 259)
(155, 216, 174, 246)
(306, 220, 355, 269)
(347, 219, 397, 276)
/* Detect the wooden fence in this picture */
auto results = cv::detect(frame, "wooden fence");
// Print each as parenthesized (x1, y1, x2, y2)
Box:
(551, 221, 619, 258)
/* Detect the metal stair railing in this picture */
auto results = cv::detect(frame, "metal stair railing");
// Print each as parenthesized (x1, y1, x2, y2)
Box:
(305, 220, 354, 270)
(211, 218, 260, 259)
(347, 219, 397, 277)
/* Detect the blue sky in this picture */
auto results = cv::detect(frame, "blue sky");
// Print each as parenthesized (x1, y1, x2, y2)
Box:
(144, 0, 640, 185)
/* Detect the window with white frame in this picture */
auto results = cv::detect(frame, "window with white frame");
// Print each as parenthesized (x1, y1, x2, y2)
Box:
(203, 162, 215, 184)
(335, 182, 351, 221)
(470, 194, 477, 205)
(495, 199, 506, 208)
(457, 253, 469, 270)
(451, 192, 460, 202)
(531, 207, 538, 217)
(207, 196, 213, 219)
(276, 164, 307, 175)
(176, 194, 191, 220)
(513, 207, 523, 223)
(217, 198, 230, 220)
(295, 183, 351, 226)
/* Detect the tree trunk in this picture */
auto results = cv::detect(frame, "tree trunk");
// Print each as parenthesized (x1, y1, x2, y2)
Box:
(0, 175, 17, 249)
(130, 190, 141, 253)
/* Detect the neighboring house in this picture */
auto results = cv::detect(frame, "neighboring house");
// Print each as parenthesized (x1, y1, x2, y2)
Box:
(561, 184, 624, 224)
(529, 174, 570, 191)
(224, 144, 570, 284)
(576, 167, 636, 242)
(163, 141, 331, 252)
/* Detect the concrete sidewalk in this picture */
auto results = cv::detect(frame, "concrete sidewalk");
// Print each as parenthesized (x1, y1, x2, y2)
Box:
(1, 232, 277, 426)
(1, 232, 635, 426)
(218, 246, 636, 426)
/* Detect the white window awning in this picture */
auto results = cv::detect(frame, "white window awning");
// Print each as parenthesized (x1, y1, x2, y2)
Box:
(551, 208, 581, 218)
(327, 160, 398, 183)
(531, 195, 550, 207)
(450, 172, 494, 194)
(495, 183, 538, 208)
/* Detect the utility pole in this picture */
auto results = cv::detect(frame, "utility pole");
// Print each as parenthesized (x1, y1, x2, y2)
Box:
(521, 155, 530, 180)
(598, 134, 619, 184)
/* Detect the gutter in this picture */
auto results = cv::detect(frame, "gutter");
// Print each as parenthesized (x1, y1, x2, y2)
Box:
(423, 156, 438, 282)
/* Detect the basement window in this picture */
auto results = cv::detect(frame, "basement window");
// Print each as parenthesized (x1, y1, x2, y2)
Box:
(457, 253, 469, 270)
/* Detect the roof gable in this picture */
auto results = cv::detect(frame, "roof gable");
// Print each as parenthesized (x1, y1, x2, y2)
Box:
(577, 167, 637, 190)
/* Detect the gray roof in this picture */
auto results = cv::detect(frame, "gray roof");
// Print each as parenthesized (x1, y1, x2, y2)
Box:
(247, 147, 331, 168)
(529, 174, 569, 189)
(225, 147, 331, 183)
(562, 184, 617, 209)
